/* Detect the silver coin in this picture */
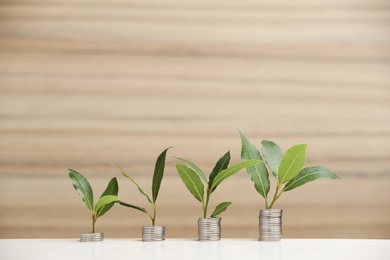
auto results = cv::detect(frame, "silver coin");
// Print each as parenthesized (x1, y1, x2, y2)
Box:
(80, 232, 104, 242)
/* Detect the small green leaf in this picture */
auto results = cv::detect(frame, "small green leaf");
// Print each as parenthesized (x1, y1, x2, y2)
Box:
(115, 164, 152, 204)
(261, 140, 283, 179)
(118, 200, 148, 214)
(152, 147, 172, 203)
(95, 195, 119, 217)
(210, 160, 260, 191)
(101, 177, 119, 197)
(176, 164, 204, 202)
(173, 157, 207, 183)
(97, 177, 119, 217)
(239, 130, 270, 199)
(283, 166, 339, 192)
(68, 169, 94, 211)
(209, 151, 231, 191)
(278, 144, 307, 184)
(211, 202, 232, 217)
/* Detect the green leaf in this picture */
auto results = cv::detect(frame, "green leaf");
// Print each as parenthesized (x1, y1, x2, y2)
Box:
(278, 144, 307, 184)
(239, 130, 270, 199)
(210, 160, 260, 191)
(95, 195, 119, 217)
(176, 164, 204, 202)
(115, 164, 152, 204)
(152, 147, 171, 203)
(68, 169, 94, 211)
(118, 200, 148, 214)
(261, 140, 283, 179)
(283, 166, 339, 192)
(173, 157, 207, 183)
(97, 177, 119, 217)
(211, 202, 232, 217)
(209, 151, 231, 191)
(101, 177, 119, 197)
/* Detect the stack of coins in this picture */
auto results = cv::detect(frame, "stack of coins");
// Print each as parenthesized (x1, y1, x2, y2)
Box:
(259, 209, 283, 241)
(80, 232, 104, 242)
(142, 225, 165, 242)
(198, 217, 221, 241)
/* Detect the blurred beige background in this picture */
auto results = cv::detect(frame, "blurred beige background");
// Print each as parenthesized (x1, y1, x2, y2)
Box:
(0, 0, 389, 239)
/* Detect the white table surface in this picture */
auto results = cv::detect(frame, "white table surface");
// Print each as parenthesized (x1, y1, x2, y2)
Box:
(1, 238, 389, 260)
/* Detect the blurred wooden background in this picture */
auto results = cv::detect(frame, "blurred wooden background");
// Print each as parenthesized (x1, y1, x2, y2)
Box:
(0, 0, 389, 239)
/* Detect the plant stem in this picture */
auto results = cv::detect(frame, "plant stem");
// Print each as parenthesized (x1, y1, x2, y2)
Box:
(92, 213, 96, 233)
(268, 183, 284, 209)
(144, 210, 153, 226)
(203, 189, 211, 218)
(152, 203, 157, 226)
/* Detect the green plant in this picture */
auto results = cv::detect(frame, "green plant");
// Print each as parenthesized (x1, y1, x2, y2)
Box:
(175, 151, 260, 218)
(115, 147, 171, 226)
(68, 169, 119, 233)
(239, 130, 339, 209)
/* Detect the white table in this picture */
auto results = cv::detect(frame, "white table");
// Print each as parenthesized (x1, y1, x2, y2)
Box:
(1, 239, 389, 260)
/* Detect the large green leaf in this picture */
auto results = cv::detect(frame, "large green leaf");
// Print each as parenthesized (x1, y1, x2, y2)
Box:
(152, 147, 171, 203)
(176, 164, 204, 202)
(283, 166, 339, 192)
(261, 140, 283, 179)
(239, 131, 270, 199)
(115, 164, 152, 204)
(68, 169, 94, 211)
(210, 160, 260, 191)
(209, 151, 231, 191)
(97, 177, 119, 217)
(278, 144, 307, 184)
(210, 202, 232, 217)
(173, 157, 207, 183)
(118, 200, 148, 214)
(95, 195, 119, 217)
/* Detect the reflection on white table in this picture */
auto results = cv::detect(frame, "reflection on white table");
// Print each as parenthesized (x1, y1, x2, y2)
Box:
(1, 239, 389, 260)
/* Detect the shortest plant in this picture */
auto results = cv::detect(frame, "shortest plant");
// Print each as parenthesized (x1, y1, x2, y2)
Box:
(115, 147, 171, 226)
(68, 169, 119, 233)
(175, 151, 259, 218)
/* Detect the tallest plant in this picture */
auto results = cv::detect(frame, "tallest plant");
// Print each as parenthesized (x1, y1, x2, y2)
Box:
(239, 130, 339, 209)
(238, 130, 339, 241)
